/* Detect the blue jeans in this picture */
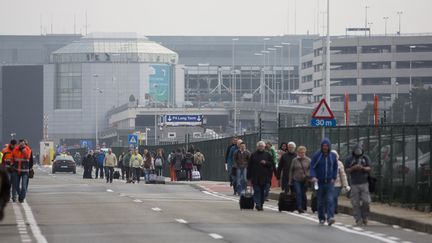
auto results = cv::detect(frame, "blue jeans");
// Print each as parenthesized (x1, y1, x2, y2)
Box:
(293, 180, 306, 211)
(11, 172, 29, 201)
(252, 183, 268, 208)
(143, 168, 151, 182)
(317, 182, 335, 222)
(334, 187, 342, 213)
(236, 167, 247, 193)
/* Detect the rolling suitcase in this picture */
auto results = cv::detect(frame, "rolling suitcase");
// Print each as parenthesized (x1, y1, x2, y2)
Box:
(278, 191, 296, 212)
(177, 170, 188, 181)
(155, 176, 166, 184)
(146, 171, 157, 184)
(113, 171, 120, 179)
(239, 187, 254, 210)
(192, 170, 201, 181)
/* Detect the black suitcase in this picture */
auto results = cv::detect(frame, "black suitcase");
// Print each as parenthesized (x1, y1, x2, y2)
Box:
(177, 170, 188, 181)
(239, 188, 254, 210)
(278, 192, 296, 212)
(113, 171, 120, 179)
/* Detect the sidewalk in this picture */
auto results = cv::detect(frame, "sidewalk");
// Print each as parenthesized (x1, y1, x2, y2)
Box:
(171, 180, 432, 234)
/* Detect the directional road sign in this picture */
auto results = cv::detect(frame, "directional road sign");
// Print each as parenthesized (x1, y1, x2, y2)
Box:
(165, 115, 203, 126)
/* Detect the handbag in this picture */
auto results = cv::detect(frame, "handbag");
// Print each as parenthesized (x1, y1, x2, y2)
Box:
(29, 168, 34, 179)
(298, 158, 311, 185)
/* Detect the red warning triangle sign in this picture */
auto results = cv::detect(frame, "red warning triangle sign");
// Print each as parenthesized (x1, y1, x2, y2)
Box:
(312, 99, 334, 119)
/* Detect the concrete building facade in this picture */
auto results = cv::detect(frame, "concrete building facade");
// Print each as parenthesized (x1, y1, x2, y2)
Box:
(299, 35, 432, 114)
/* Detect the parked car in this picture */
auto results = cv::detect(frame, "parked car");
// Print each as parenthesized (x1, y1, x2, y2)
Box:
(52, 155, 76, 174)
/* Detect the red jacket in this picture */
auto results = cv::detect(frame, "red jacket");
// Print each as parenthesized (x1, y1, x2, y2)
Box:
(12, 145, 32, 174)
(1, 146, 14, 170)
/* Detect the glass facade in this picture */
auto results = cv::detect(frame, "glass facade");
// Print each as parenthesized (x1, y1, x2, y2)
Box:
(55, 64, 82, 109)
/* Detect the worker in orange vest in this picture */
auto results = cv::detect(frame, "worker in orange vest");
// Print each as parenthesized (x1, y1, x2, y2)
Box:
(11, 139, 32, 203)
(2, 140, 17, 202)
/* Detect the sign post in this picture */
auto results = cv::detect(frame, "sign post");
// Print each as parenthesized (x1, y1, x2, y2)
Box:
(311, 99, 336, 139)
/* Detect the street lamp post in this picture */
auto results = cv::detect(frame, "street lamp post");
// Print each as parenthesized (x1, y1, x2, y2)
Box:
(282, 42, 291, 101)
(397, 11, 403, 35)
(409, 45, 416, 108)
(232, 38, 239, 135)
(93, 74, 102, 148)
(365, 5, 370, 36)
(383, 17, 389, 36)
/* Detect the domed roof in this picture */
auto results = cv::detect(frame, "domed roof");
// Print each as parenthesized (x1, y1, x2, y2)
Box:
(51, 32, 178, 64)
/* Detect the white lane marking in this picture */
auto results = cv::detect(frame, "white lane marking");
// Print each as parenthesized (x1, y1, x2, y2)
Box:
(201, 189, 399, 243)
(133, 199, 143, 203)
(175, 218, 188, 224)
(392, 225, 401, 229)
(353, 227, 364, 231)
(12, 203, 32, 243)
(401, 241, 413, 243)
(106, 189, 114, 192)
(119, 193, 126, 197)
(416, 232, 427, 235)
(402, 228, 414, 232)
(151, 207, 162, 212)
(388, 236, 400, 241)
(22, 201, 48, 243)
(208, 233, 224, 239)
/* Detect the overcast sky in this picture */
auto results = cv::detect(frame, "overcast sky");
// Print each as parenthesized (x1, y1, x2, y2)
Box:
(1, 0, 431, 36)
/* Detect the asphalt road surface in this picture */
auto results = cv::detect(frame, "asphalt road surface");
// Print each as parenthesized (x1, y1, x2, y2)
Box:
(1, 166, 431, 243)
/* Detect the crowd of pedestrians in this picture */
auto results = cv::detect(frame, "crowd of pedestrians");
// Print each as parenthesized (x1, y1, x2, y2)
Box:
(225, 136, 372, 226)
(81, 145, 205, 184)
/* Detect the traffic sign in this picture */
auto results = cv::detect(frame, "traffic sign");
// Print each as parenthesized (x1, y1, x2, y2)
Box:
(128, 134, 138, 145)
(165, 115, 203, 126)
(311, 118, 337, 127)
(312, 99, 334, 119)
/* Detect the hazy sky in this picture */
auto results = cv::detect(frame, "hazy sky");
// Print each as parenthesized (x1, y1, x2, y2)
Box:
(1, 0, 432, 36)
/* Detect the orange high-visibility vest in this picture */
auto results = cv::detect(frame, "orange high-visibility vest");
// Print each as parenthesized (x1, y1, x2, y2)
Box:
(2, 146, 14, 170)
(12, 146, 31, 174)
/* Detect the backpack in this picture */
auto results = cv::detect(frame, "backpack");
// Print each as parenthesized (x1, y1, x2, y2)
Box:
(194, 152, 204, 165)
(155, 157, 163, 167)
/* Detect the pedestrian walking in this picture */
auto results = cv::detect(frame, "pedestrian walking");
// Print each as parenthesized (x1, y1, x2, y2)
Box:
(123, 150, 133, 183)
(247, 141, 275, 211)
(11, 139, 32, 203)
(154, 149, 164, 176)
(142, 149, 153, 183)
(74, 152, 82, 167)
(168, 150, 176, 181)
(182, 150, 194, 181)
(130, 149, 143, 183)
(173, 148, 184, 180)
(331, 150, 350, 214)
(94, 150, 105, 179)
(82, 151, 95, 179)
(345, 144, 372, 226)
(310, 138, 338, 226)
(193, 149, 205, 178)
(118, 152, 126, 180)
(288, 146, 311, 214)
(103, 149, 117, 183)
(234, 142, 250, 194)
(277, 142, 297, 192)
(1, 140, 17, 201)
(277, 142, 288, 160)
(225, 137, 238, 194)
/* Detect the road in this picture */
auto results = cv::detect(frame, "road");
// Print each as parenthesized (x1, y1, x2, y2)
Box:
(1, 166, 431, 243)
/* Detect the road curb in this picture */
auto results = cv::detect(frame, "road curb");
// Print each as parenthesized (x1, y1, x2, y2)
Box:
(269, 191, 432, 234)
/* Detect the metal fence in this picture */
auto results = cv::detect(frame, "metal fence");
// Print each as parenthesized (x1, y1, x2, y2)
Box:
(279, 124, 432, 208)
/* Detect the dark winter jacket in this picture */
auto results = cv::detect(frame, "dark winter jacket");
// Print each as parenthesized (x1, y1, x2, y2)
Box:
(82, 154, 95, 168)
(247, 150, 275, 185)
(345, 144, 371, 185)
(234, 149, 251, 169)
(309, 138, 338, 184)
(277, 151, 297, 180)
